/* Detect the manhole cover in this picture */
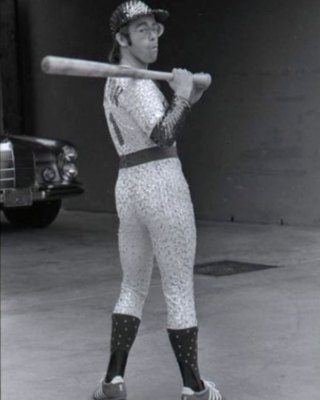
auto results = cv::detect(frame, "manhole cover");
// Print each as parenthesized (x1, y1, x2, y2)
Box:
(194, 260, 278, 277)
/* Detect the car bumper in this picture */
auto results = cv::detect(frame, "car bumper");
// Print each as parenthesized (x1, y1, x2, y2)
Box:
(40, 184, 84, 200)
(0, 184, 84, 208)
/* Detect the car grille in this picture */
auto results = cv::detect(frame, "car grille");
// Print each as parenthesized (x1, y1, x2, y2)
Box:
(13, 142, 35, 188)
(0, 141, 35, 189)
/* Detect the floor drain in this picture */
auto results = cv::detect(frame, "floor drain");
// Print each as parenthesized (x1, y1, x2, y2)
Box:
(194, 260, 278, 277)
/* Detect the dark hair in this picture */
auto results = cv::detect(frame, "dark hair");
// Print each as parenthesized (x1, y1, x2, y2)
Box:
(109, 25, 131, 64)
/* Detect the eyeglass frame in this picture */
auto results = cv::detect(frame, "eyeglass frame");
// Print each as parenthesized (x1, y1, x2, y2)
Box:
(132, 22, 165, 39)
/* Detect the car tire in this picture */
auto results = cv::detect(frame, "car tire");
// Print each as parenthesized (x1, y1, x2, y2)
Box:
(3, 200, 62, 228)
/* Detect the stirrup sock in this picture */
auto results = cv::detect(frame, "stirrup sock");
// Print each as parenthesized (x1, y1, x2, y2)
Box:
(105, 313, 140, 383)
(167, 326, 204, 392)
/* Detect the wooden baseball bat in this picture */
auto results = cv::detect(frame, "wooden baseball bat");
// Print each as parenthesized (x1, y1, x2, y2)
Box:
(41, 56, 212, 88)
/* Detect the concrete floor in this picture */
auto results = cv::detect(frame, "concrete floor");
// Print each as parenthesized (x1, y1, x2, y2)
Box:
(1, 210, 320, 400)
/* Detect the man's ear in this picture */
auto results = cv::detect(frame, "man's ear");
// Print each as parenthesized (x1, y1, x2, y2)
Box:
(116, 32, 129, 48)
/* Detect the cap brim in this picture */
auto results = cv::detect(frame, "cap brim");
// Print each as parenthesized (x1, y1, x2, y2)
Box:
(151, 9, 170, 22)
(128, 9, 169, 25)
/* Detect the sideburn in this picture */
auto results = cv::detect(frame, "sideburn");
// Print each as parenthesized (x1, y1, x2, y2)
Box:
(109, 28, 132, 64)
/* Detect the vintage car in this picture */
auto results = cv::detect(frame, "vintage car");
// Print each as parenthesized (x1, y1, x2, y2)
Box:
(0, 133, 83, 228)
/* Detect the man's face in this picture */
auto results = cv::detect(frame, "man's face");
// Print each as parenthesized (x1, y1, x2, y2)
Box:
(126, 15, 162, 64)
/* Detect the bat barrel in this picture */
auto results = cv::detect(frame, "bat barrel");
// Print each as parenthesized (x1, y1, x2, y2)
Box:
(41, 56, 118, 78)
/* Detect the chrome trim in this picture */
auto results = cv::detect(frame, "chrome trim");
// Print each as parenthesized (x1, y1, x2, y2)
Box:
(0, 141, 16, 188)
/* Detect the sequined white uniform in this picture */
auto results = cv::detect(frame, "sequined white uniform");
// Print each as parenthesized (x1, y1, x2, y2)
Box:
(103, 77, 197, 329)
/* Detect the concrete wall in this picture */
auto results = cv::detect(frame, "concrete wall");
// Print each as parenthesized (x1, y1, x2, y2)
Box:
(15, 0, 320, 225)
(0, 76, 3, 136)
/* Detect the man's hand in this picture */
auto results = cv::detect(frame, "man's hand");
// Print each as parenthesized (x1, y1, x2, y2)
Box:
(168, 68, 194, 102)
(168, 69, 210, 105)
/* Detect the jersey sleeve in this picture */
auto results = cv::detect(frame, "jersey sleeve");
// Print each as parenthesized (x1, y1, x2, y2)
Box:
(149, 94, 191, 147)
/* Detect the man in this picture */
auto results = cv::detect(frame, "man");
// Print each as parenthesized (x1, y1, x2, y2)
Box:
(93, 2, 223, 400)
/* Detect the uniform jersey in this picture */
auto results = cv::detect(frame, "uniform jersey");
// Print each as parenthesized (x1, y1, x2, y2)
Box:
(103, 76, 189, 155)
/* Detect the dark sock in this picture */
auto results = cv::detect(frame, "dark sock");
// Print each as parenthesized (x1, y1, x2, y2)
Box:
(105, 313, 140, 383)
(167, 327, 205, 392)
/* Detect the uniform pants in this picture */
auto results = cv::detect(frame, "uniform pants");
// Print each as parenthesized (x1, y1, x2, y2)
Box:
(113, 158, 197, 329)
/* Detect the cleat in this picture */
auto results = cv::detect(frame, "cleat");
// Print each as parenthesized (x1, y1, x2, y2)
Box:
(181, 380, 224, 400)
(92, 376, 127, 400)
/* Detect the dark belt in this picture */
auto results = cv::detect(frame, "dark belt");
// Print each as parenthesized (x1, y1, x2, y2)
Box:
(119, 146, 178, 168)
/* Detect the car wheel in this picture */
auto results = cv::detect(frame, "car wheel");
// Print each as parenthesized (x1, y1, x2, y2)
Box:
(3, 200, 62, 228)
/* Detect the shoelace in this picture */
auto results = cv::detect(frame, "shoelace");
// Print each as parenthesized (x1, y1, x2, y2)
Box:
(203, 380, 222, 400)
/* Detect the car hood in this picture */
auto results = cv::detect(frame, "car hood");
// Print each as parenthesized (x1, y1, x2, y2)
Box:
(0, 134, 73, 151)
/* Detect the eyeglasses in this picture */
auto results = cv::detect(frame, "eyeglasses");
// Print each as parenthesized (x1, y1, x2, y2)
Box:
(134, 23, 164, 39)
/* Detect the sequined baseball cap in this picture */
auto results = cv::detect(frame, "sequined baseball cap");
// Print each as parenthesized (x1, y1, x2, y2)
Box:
(110, 1, 169, 38)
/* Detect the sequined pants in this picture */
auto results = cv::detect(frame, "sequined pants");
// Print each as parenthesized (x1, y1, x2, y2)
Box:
(113, 157, 198, 329)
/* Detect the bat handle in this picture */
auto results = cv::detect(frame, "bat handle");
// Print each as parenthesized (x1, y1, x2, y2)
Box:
(144, 69, 212, 88)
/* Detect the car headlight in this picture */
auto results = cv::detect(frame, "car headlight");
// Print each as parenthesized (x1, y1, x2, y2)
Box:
(42, 167, 56, 182)
(62, 163, 78, 181)
(62, 145, 78, 162)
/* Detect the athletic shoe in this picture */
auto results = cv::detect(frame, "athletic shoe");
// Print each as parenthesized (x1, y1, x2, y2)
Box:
(92, 376, 127, 400)
(181, 380, 223, 400)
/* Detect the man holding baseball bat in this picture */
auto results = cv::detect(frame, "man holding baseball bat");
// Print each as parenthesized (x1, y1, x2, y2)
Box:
(92, 2, 223, 400)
